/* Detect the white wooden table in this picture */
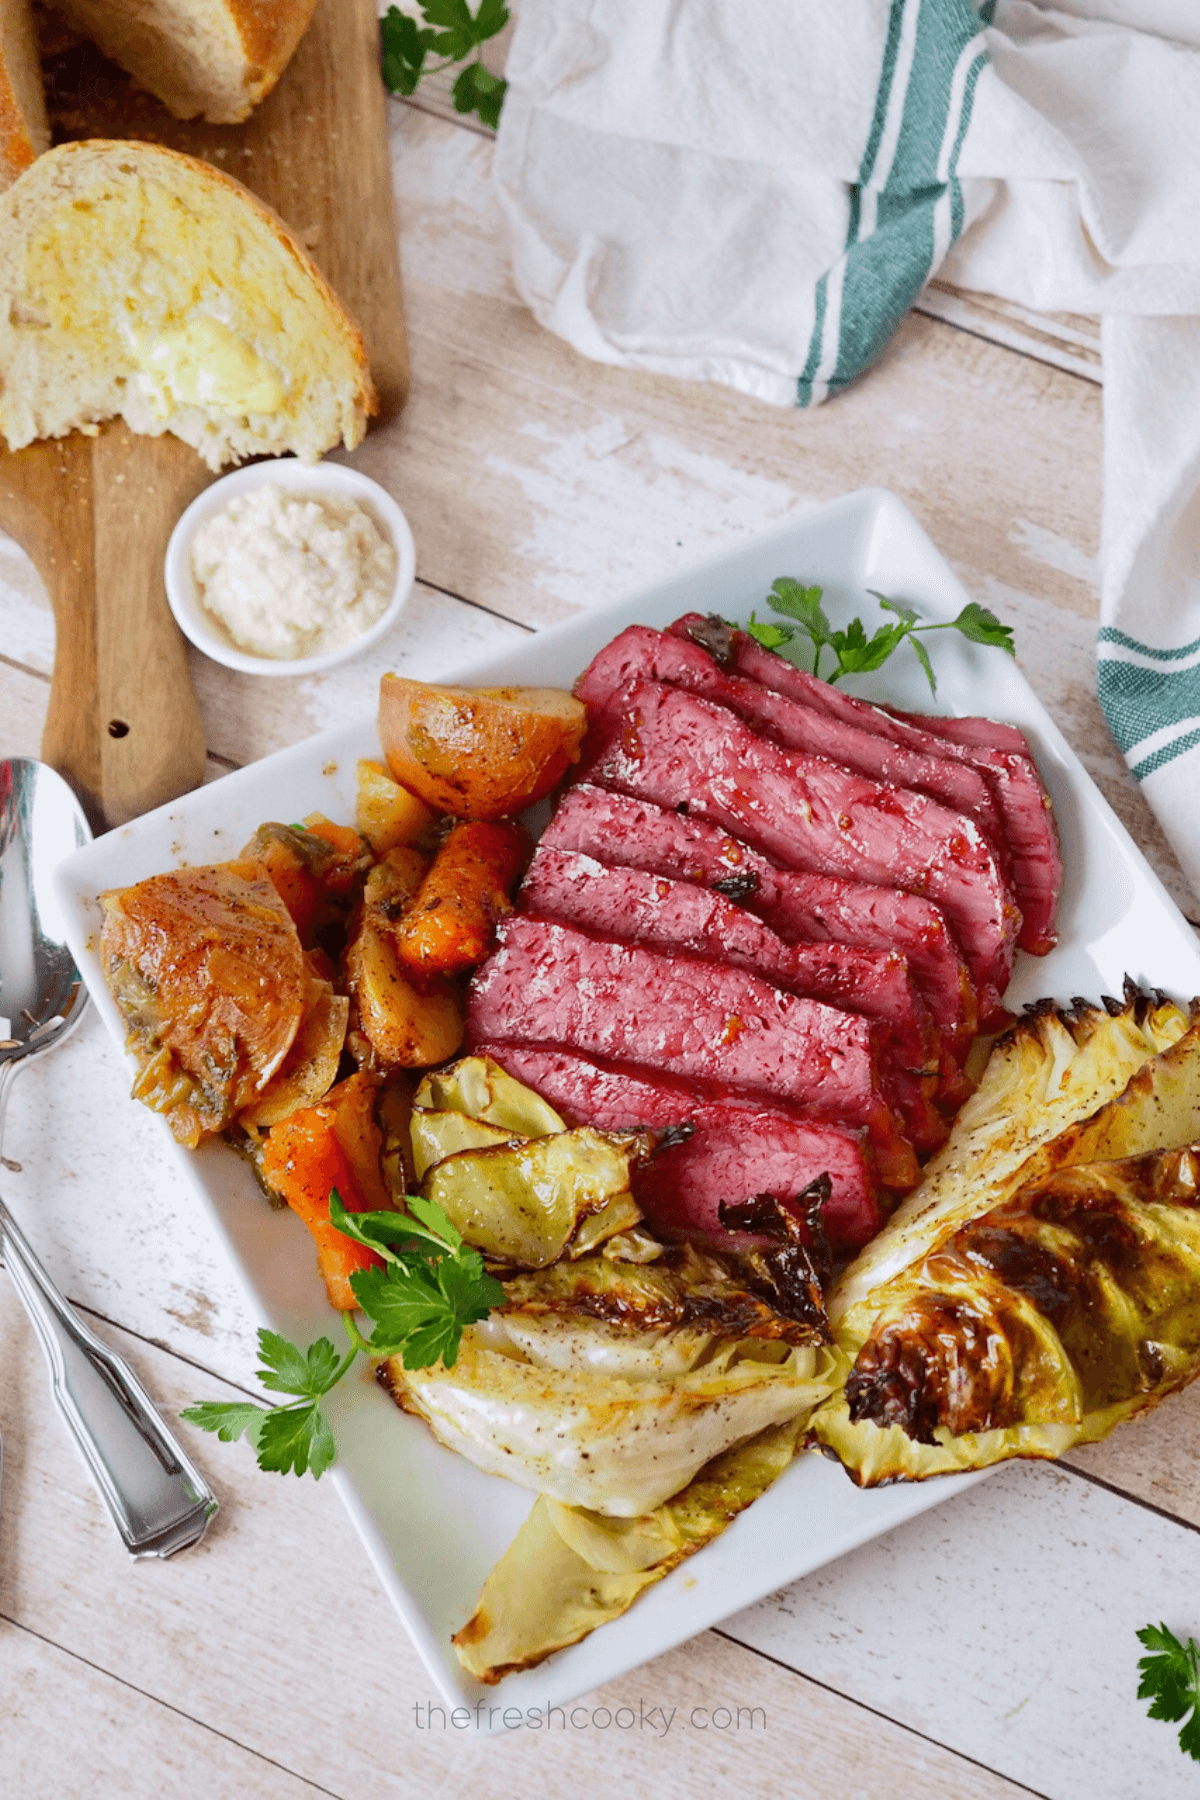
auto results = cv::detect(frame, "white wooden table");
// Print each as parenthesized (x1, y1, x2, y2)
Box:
(3, 86, 1200, 1800)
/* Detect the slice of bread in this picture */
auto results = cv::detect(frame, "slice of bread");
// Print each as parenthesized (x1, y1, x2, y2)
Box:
(42, 0, 319, 124)
(0, 139, 377, 467)
(0, 0, 49, 188)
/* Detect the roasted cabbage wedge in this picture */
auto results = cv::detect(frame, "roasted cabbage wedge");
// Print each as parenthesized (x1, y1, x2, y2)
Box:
(812, 988, 1200, 1484)
(453, 1415, 808, 1684)
(380, 1322, 839, 1516)
(832, 984, 1192, 1330)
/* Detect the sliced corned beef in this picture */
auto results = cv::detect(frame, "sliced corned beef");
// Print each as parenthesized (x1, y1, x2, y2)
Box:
(581, 678, 1019, 1024)
(520, 844, 939, 1079)
(473, 1042, 883, 1251)
(575, 624, 1006, 858)
(542, 785, 978, 1063)
(678, 614, 1062, 958)
(466, 914, 919, 1189)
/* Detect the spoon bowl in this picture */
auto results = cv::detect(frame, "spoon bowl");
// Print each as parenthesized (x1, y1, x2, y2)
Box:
(0, 758, 90, 1080)
(0, 756, 217, 1557)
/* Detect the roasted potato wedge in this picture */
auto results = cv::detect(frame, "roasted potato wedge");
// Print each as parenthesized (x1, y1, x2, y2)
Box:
(356, 759, 438, 856)
(346, 915, 464, 1068)
(379, 677, 587, 820)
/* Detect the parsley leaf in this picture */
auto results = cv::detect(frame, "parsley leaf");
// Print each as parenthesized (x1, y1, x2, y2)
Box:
(380, 2, 508, 126)
(179, 1400, 267, 1447)
(754, 579, 1016, 693)
(452, 61, 507, 129)
(379, 8, 428, 95)
(950, 600, 1016, 653)
(745, 610, 795, 651)
(256, 1402, 337, 1480)
(256, 1330, 343, 1398)
(182, 1324, 355, 1480)
(349, 1222, 503, 1369)
(1137, 1623, 1200, 1759)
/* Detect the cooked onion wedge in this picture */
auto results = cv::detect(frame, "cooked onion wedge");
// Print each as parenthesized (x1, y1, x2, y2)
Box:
(100, 863, 307, 1146)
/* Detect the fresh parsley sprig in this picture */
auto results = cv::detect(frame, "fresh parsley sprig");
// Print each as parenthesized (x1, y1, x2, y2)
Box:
(745, 576, 1015, 696)
(1137, 1623, 1200, 1761)
(180, 1191, 504, 1479)
(380, 0, 508, 130)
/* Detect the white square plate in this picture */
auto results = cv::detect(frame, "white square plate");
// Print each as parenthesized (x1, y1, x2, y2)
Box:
(53, 488, 1200, 1723)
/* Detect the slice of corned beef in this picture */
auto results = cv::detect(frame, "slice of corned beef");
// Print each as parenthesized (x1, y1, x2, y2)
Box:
(884, 708, 1061, 954)
(466, 914, 919, 1189)
(575, 625, 1006, 859)
(520, 845, 946, 1152)
(677, 614, 1062, 958)
(521, 844, 939, 1080)
(542, 785, 978, 1066)
(581, 678, 1019, 1024)
(473, 1042, 883, 1251)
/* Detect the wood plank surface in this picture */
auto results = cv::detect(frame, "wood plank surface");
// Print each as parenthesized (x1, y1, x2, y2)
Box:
(0, 85, 1198, 1800)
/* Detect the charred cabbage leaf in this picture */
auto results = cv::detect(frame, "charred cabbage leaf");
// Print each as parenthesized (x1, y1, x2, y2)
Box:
(453, 1414, 807, 1684)
(813, 991, 1200, 1484)
(500, 1235, 829, 1344)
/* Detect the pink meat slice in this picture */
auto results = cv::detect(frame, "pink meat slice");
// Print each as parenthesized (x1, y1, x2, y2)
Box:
(520, 845, 945, 1151)
(678, 615, 1062, 957)
(580, 678, 1019, 1024)
(466, 914, 919, 1189)
(575, 624, 1006, 859)
(474, 1041, 884, 1252)
(543, 785, 978, 1065)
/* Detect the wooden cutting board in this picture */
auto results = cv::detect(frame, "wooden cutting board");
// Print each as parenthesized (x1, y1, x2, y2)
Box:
(0, 0, 408, 828)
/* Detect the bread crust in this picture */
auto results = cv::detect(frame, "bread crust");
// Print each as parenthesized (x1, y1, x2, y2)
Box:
(0, 0, 50, 188)
(0, 138, 378, 460)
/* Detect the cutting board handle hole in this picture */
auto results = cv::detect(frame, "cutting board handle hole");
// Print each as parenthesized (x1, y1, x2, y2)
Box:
(108, 719, 130, 739)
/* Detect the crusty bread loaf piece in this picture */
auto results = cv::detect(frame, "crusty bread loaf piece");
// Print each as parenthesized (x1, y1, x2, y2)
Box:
(0, 139, 376, 467)
(0, 0, 49, 188)
(43, 0, 319, 124)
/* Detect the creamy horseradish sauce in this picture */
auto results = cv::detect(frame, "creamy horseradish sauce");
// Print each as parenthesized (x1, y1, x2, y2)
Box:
(190, 484, 397, 659)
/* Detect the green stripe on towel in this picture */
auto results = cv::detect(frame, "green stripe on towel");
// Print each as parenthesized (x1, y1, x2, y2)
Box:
(795, 0, 990, 408)
(1098, 624, 1200, 663)
(1098, 656, 1200, 757)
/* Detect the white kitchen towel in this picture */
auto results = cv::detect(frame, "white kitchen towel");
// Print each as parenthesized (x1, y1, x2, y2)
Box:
(494, 0, 1200, 902)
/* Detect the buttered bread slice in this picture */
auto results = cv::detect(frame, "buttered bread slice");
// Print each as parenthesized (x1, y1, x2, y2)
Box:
(0, 140, 376, 468)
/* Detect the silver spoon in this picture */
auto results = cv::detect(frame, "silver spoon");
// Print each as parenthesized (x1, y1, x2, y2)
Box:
(0, 757, 217, 1557)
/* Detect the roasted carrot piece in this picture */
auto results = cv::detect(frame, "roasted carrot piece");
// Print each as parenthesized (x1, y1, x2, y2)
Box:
(302, 814, 373, 898)
(391, 820, 528, 977)
(262, 1075, 389, 1309)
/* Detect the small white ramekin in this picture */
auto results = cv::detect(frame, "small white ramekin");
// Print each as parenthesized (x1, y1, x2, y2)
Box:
(164, 458, 416, 677)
